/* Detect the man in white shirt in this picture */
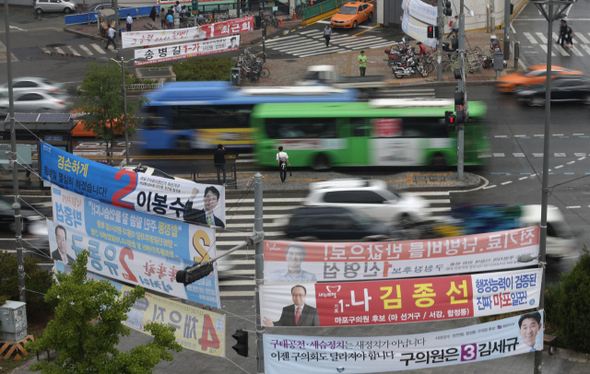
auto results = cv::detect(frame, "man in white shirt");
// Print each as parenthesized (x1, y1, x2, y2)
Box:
(126, 13, 133, 31)
(276, 146, 290, 184)
(105, 25, 117, 50)
(174, 1, 182, 14)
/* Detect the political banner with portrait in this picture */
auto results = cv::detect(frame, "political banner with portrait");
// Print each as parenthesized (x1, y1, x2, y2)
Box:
(54, 261, 226, 357)
(263, 311, 544, 373)
(39, 142, 226, 227)
(263, 227, 540, 283)
(260, 268, 541, 328)
(48, 219, 221, 308)
(134, 35, 240, 65)
(121, 16, 253, 49)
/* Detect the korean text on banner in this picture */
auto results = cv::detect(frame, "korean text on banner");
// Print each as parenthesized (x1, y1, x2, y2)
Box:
(263, 227, 540, 282)
(49, 220, 221, 308)
(260, 268, 542, 327)
(121, 16, 253, 49)
(264, 312, 544, 374)
(54, 261, 226, 357)
(134, 35, 240, 65)
(39, 142, 226, 227)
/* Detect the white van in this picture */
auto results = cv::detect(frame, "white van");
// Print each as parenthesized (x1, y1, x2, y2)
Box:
(518, 204, 577, 259)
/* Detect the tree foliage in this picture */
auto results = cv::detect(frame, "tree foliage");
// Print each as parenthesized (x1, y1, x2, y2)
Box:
(0, 251, 56, 321)
(171, 57, 235, 81)
(25, 250, 182, 373)
(76, 61, 148, 162)
(545, 247, 590, 353)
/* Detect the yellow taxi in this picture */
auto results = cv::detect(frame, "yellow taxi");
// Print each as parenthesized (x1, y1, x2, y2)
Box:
(330, 1, 374, 29)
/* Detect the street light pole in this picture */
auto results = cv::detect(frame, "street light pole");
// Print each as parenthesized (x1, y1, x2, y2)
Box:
(530, 1, 575, 373)
(120, 56, 130, 165)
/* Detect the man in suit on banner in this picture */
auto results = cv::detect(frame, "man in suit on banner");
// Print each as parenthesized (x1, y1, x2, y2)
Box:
(263, 285, 319, 327)
(183, 186, 225, 228)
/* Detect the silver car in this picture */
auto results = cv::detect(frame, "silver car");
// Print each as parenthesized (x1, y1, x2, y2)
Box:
(34, 0, 77, 14)
(0, 91, 70, 115)
(0, 77, 65, 95)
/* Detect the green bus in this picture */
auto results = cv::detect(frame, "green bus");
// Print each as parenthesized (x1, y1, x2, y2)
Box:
(251, 99, 489, 170)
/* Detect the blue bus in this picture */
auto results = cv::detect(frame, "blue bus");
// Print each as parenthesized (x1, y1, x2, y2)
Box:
(138, 81, 359, 151)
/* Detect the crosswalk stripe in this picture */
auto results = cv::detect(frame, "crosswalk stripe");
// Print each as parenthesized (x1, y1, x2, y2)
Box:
(539, 44, 556, 57)
(523, 32, 537, 44)
(67, 46, 81, 56)
(300, 29, 318, 35)
(274, 42, 325, 52)
(571, 45, 583, 56)
(55, 47, 65, 55)
(91, 44, 107, 54)
(41, 47, 51, 54)
(535, 32, 548, 44)
(579, 44, 590, 56)
(555, 43, 570, 56)
(297, 47, 344, 57)
(266, 35, 300, 43)
(79, 45, 93, 56)
(575, 32, 589, 44)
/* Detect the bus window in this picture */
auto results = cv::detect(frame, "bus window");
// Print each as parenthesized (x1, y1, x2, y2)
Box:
(265, 118, 337, 139)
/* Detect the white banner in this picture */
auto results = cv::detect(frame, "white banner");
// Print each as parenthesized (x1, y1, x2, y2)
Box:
(401, 8, 437, 48)
(134, 35, 240, 65)
(264, 311, 545, 373)
(407, 0, 437, 25)
(121, 16, 253, 49)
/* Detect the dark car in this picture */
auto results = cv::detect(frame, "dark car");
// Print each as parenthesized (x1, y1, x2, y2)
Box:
(0, 194, 52, 254)
(515, 75, 590, 106)
(284, 206, 397, 242)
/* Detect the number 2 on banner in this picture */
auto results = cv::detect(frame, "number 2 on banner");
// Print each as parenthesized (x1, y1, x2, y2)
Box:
(120, 247, 138, 283)
(199, 314, 220, 351)
(112, 170, 136, 210)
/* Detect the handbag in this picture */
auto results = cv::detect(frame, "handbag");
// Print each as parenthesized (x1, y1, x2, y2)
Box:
(165, 19, 170, 26)
(570, 31, 575, 39)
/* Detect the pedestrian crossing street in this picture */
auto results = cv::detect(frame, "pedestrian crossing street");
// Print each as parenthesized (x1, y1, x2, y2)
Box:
(217, 192, 451, 298)
(41, 43, 111, 58)
(522, 31, 590, 57)
(266, 29, 394, 58)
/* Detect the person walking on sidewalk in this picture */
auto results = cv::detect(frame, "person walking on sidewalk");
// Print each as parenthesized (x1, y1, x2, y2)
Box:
(565, 25, 574, 48)
(447, 15, 458, 39)
(149, 6, 157, 29)
(358, 50, 367, 76)
(323, 25, 332, 47)
(214, 144, 227, 185)
(126, 13, 133, 31)
(105, 24, 117, 50)
(276, 146, 290, 184)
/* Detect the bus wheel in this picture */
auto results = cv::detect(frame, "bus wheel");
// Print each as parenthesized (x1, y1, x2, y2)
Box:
(312, 153, 330, 170)
(430, 152, 447, 167)
(176, 137, 191, 151)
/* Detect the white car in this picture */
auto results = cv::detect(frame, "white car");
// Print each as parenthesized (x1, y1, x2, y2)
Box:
(303, 179, 431, 227)
(0, 77, 65, 95)
(0, 91, 70, 115)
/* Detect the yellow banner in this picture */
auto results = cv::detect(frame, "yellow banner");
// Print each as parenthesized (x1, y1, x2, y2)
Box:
(121, 285, 226, 357)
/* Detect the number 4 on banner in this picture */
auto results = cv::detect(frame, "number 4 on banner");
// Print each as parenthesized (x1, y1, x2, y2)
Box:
(199, 314, 221, 351)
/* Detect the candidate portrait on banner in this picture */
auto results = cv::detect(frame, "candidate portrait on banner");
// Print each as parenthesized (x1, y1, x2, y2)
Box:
(263, 284, 319, 327)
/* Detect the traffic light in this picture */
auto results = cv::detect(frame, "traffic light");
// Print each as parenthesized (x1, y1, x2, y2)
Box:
(451, 37, 458, 50)
(427, 25, 439, 38)
(232, 329, 248, 357)
(456, 110, 466, 124)
(443, 1, 452, 16)
(445, 111, 456, 131)
(175, 262, 214, 286)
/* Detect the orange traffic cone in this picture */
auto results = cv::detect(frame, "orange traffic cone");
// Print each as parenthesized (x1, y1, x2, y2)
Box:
(279, 16, 283, 25)
(293, 10, 297, 20)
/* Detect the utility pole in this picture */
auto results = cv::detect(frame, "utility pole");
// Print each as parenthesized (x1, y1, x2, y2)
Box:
(456, 0, 467, 181)
(5, 0, 26, 303)
(436, 0, 443, 81)
(504, 0, 511, 59)
(254, 172, 265, 373)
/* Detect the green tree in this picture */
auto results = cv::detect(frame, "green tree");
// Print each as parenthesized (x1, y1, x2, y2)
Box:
(0, 251, 56, 321)
(76, 62, 148, 163)
(545, 247, 590, 353)
(25, 250, 182, 373)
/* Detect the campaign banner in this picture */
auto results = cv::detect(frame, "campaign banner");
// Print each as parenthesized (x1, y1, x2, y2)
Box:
(263, 227, 540, 283)
(121, 16, 253, 49)
(48, 219, 221, 308)
(406, 0, 437, 25)
(401, 8, 436, 48)
(54, 261, 226, 357)
(134, 35, 240, 65)
(39, 142, 226, 228)
(260, 268, 541, 327)
(264, 311, 544, 373)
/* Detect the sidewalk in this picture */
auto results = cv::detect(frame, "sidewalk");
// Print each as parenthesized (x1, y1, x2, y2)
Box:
(63, 14, 519, 88)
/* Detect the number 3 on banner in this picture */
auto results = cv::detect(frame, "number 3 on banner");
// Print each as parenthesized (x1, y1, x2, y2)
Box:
(112, 170, 137, 210)
(199, 314, 220, 351)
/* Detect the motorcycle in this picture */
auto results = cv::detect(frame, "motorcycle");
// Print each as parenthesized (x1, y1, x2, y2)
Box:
(392, 56, 428, 78)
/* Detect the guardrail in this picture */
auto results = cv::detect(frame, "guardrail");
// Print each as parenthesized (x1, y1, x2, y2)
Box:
(301, 0, 345, 21)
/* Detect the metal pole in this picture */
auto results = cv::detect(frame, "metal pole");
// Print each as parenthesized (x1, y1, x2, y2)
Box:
(457, 0, 466, 181)
(121, 58, 130, 165)
(436, 0, 443, 81)
(254, 172, 264, 373)
(5, 0, 26, 303)
(504, 0, 511, 59)
(536, 2, 553, 372)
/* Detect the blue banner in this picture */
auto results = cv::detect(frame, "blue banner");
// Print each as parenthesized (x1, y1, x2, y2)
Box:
(40, 142, 226, 228)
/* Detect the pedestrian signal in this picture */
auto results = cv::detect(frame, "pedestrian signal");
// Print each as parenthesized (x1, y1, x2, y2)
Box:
(445, 111, 456, 131)
(232, 329, 248, 357)
(443, 1, 452, 16)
